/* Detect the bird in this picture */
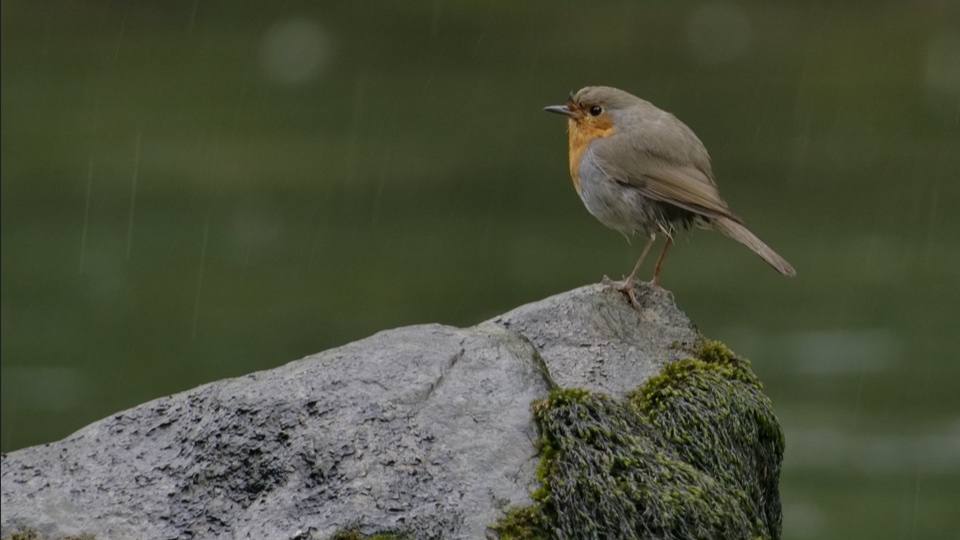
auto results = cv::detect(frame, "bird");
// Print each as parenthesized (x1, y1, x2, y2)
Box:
(544, 86, 795, 308)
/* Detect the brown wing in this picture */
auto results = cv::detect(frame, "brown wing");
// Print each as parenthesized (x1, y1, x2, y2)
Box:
(591, 117, 742, 223)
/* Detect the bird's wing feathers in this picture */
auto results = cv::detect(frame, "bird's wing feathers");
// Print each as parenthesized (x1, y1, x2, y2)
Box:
(592, 121, 741, 222)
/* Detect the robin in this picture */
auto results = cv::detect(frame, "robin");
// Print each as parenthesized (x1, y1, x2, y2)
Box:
(545, 86, 795, 307)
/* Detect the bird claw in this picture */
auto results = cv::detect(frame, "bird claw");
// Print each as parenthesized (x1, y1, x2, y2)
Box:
(603, 275, 642, 310)
(645, 279, 675, 302)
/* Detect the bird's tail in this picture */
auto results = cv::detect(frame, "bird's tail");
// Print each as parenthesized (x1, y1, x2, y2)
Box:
(713, 216, 796, 277)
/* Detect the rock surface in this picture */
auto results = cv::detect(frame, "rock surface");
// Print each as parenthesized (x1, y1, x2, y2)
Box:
(486, 282, 699, 397)
(1, 284, 701, 539)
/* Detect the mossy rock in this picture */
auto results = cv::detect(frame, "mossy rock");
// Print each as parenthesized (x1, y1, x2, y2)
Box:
(329, 529, 410, 540)
(489, 505, 551, 540)
(493, 341, 783, 540)
(1, 531, 95, 540)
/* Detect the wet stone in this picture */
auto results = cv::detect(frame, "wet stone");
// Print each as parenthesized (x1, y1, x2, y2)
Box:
(2, 284, 705, 539)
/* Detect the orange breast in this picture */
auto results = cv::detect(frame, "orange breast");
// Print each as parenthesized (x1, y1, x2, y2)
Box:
(567, 118, 616, 195)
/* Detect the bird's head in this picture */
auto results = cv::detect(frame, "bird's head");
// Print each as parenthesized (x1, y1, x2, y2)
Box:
(544, 86, 643, 136)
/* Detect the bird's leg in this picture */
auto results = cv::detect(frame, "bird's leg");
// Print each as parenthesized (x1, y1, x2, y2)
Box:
(606, 234, 655, 309)
(650, 236, 673, 287)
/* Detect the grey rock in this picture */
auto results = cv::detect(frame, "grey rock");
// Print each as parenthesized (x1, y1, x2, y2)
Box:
(1, 284, 701, 539)
(486, 282, 699, 397)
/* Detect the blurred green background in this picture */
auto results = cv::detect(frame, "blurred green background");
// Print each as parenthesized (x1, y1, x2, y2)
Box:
(2, 1, 958, 538)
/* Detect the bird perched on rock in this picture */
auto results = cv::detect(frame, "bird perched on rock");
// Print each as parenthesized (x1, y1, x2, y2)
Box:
(545, 86, 795, 307)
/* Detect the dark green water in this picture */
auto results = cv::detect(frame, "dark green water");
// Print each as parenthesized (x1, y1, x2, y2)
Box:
(2, 1, 958, 538)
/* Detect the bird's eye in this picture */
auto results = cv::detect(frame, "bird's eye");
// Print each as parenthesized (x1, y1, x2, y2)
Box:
(588, 106, 603, 116)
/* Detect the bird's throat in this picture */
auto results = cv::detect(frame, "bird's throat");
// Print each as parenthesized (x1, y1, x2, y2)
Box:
(567, 119, 615, 195)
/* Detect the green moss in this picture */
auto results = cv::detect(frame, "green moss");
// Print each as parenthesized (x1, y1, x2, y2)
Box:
(492, 340, 783, 540)
(488, 505, 550, 540)
(533, 388, 757, 538)
(630, 340, 784, 536)
(329, 530, 408, 540)
(2, 530, 44, 540)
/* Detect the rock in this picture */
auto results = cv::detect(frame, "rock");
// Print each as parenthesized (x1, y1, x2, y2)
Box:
(486, 283, 699, 397)
(2, 284, 773, 540)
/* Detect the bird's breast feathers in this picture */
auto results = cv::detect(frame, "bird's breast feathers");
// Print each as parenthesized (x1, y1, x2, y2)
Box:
(567, 118, 616, 194)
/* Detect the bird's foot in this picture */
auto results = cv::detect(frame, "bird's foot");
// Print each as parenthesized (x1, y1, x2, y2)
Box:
(645, 279, 675, 302)
(603, 275, 642, 309)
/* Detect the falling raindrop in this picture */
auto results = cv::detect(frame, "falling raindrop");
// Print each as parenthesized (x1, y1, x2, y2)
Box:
(192, 223, 210, 342)
(80, 159, 94, 274)
(126, 132, 140, 260)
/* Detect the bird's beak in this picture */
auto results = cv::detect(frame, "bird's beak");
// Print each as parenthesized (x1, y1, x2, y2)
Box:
(543, 104, 575, 118)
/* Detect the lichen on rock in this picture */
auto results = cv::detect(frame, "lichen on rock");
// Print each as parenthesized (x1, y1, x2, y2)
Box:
(329, 529, 409, 540)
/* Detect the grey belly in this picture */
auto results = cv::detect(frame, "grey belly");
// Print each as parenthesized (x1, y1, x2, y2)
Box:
(577, 152, 694, 238)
